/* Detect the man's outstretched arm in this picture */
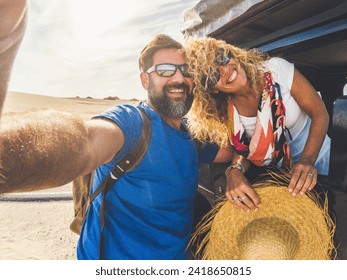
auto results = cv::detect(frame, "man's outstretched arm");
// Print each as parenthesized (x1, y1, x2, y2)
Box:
(0, 110, 123, 193)
(0, 0, 27, 116)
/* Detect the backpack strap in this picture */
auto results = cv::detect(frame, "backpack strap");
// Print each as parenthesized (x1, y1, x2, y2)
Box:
(89, 107, 151, 202)
(91, 107, 151, 259)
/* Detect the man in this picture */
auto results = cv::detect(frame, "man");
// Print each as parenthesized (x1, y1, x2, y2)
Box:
(0, 34, 231, 259)
(0, 0, 27, 116)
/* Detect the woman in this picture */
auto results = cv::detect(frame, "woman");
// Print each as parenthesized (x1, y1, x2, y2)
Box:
(184, 37, 331, 211)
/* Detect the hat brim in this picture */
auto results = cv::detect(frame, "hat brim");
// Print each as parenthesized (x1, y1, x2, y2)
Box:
(191, 177, 335, 260)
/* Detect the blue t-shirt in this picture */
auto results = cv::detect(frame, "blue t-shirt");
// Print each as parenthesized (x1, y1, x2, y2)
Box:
(76, 102, 217, 260)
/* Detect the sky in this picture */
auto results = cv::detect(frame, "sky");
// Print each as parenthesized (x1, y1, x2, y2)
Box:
(9, 0, 200, 100)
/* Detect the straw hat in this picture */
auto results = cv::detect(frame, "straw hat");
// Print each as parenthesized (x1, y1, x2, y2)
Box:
(191, 172, 336, 260)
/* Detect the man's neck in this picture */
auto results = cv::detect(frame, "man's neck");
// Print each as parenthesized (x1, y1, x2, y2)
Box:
(161, 116, 182, 130)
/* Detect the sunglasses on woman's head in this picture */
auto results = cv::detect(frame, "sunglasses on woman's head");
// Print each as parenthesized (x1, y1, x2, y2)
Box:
(203, 51, 232, 90)
(146, 63, 191, 78)
(216, 51, 232, 65)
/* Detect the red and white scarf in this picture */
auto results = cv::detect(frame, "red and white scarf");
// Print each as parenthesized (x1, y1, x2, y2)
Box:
(227, 72, 291, 168)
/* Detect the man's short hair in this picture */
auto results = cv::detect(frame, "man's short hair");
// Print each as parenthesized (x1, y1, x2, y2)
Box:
(139, 34, 183, 73)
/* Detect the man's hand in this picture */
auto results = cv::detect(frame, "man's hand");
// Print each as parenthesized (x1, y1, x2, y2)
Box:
(0, 0, 27, 116)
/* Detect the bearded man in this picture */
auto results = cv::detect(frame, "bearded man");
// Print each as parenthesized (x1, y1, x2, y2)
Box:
(0, 34, 231, 259)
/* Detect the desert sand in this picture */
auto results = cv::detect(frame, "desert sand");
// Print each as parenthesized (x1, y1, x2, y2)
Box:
(0, 91, 140, 260)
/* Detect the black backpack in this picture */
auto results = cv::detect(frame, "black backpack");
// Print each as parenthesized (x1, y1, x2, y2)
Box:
(69, 108, 151, 235)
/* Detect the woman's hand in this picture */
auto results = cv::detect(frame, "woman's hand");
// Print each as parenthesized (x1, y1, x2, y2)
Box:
(225, 168, 261, 211)
(288, 159, 317, 196)
(287, 68, 328, 196)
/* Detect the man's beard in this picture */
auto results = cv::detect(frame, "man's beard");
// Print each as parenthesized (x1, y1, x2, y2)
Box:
(147, 79, 194, 119)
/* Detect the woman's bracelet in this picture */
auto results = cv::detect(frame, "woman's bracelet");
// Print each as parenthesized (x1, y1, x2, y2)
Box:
(225, 162, 245, 175)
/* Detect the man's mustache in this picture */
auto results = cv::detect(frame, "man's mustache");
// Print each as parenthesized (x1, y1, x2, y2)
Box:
(163, 83, 190, 94)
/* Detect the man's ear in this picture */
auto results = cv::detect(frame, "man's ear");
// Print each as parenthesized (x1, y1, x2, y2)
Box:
(140, 72, 149, 90)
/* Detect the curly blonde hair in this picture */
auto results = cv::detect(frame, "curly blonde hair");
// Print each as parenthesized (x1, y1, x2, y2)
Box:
(184, 37, 268, 146)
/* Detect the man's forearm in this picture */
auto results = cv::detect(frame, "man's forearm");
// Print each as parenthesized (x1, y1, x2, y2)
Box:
(0, 110, 90, 193)
(0, 0, 27, 116)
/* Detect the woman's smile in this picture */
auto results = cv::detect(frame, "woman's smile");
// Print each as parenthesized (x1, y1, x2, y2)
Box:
(227, 68, 238, 83)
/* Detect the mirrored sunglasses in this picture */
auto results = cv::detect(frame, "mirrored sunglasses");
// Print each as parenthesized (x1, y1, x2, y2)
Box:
(146, 63, 191, 78)
(203, 51, 232, 90)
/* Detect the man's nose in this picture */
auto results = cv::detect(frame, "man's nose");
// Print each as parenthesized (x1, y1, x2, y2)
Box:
(171, 68, 186, 81)
(170, 70, 192, 91)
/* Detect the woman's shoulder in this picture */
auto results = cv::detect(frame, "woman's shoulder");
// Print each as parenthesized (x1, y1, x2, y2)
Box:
(265, 57, 293, 70)
(264, 57, 295, 89)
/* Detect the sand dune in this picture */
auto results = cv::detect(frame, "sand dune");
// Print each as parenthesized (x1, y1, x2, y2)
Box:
(3, 91, 140, 120)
